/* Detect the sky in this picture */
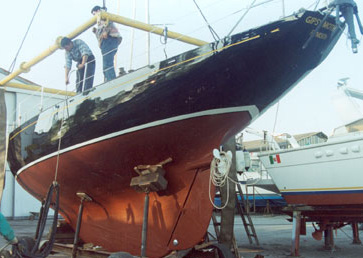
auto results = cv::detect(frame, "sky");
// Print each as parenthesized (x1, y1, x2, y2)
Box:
(1, 0, 363, 140)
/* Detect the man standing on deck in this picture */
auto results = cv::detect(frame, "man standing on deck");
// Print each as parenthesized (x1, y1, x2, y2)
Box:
(61, 37, 96, 93)
(91, 6, 122, 82)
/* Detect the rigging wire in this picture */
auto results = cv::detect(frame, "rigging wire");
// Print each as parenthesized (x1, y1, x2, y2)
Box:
(272, 102, 280, 140)
(54, 80, 70, 182)
(133, 0, 279, 64)
(314, 0, 321, 11)
(8, 0, 42, 73)
(193, 0, 220, 41)
(227, 0, 258, 37)
(230, 0, 276, 17)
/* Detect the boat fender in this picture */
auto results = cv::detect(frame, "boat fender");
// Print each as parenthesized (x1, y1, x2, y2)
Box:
(236, 150, 244, 172)
(244, 149, 251, 171)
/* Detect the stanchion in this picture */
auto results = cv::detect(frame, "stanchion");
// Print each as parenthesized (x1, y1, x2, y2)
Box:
(141, 191, 150, 257)
(71, 192, 92, 258)
(130, 158, 171, 257)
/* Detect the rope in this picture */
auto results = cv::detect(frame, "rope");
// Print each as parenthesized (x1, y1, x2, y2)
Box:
(210, 153, 231, 186)
(8, 0, 42, 73)
(54, 122, 63, 183)
(14, 76, 68, 258)
(54, 69, 75, 182)
(209, 150, 236, 209)
(13, 71, 69, 258)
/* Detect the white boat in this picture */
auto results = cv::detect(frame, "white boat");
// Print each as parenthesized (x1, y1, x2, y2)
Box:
(236, 144, 285, 210)
(258, 80, 363, 207)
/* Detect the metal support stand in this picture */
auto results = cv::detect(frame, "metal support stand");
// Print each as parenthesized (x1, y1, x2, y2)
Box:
(34, 201, 45, 240)
(290, 211, 301, 257)
(323, 226, 334, 251)
(264, 200, 271, 215)
(352, 222, 362, 244)
(130, 157, 171, 258)
(71, 192, 92, 258)
(141, 191, 150, 258)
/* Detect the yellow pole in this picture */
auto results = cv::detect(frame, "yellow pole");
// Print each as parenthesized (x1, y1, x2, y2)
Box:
(4, 82, 76, 96)
(102, 12, 208, 47)
(0, 12, 207, 91)
(0, 16, 98, 87)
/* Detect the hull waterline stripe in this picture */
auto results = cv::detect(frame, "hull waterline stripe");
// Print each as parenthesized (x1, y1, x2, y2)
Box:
(16, 105, 259, 176)
(282, 190, 363, 196)
(280, 186, 363, 195)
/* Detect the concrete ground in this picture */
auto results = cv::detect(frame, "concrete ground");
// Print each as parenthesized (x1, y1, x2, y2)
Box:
(0, 214, 362, 257)
(229, 214, 363, 258)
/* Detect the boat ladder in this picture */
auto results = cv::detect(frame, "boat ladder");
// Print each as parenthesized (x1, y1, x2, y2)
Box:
(235, 183, 259, 246)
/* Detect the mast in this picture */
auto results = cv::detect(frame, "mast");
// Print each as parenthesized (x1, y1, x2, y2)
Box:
(146, 0, 150, 66)
(129, 0, 137, 71)
(282, 0, 285, 17)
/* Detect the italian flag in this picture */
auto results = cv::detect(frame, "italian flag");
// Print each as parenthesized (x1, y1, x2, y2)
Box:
(269, 154, 281, 164)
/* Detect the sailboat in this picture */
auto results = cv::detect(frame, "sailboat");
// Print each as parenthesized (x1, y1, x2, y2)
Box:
(2, 1, 361, 257)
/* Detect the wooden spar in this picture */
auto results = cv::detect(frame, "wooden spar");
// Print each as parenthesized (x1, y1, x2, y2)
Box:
(5, 82, 76, 97)
(101, 12, 208, 47)
(0, 15, 98, 89)
(0, 11, 207, 92)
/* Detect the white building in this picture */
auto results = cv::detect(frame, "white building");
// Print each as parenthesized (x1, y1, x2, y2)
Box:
(1, 68, 64, 218)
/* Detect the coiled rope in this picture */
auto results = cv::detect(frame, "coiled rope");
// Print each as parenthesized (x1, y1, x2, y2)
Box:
(209, 150, 238, 210)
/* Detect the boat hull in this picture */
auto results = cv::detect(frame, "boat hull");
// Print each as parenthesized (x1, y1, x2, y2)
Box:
(259, 134, 363, 206)
(8, 10, 343, 257)
(17, 112, 250, 257)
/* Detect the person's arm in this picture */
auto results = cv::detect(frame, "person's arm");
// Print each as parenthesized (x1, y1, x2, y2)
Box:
(65, 67, 70, 85)
(99, 19, 109, 39)
(0, 213, 16, 244)
(77, 55, 88, 69)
